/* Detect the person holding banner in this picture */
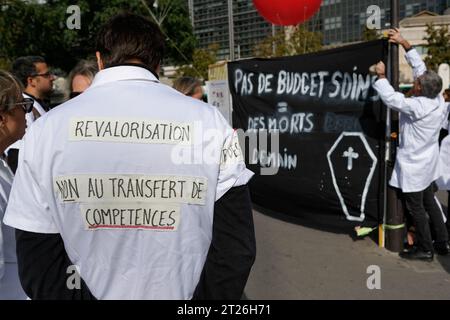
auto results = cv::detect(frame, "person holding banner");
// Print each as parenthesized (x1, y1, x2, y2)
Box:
(373, 29, 449, 261)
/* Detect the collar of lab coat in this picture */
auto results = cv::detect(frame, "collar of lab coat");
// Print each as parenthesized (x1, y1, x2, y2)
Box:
(23, 93, 46, 116)
(90, 65, 160, 89)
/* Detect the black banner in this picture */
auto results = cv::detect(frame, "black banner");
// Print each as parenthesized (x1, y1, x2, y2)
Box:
(228, 40, 388, 226)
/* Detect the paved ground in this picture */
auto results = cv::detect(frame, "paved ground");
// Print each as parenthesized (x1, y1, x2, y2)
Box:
(244, 191, 450, 300)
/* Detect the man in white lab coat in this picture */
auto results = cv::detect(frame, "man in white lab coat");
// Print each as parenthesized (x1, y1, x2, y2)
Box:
(373, 29, 449, 261)
(3, 13, 255, 299)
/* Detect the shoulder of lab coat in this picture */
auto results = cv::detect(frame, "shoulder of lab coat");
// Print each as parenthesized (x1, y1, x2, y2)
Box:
(373, 78, 436, 121)
(405, 48, 426, 79)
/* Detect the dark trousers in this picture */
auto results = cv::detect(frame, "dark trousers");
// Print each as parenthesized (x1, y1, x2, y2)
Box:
(403, 184, 449, 252)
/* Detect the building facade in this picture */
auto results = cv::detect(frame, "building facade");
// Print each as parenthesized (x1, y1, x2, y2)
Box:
(188, 0, 274, 60)
(315, 0, 449, 45)
(188, 0, 450, 60)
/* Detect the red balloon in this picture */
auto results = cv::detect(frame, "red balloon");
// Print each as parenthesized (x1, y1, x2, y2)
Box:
(253, 0, 323, 26)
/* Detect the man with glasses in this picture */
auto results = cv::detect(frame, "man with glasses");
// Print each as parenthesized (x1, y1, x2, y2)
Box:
(12, 56, 55, 118)
(7, 56, 55, 172)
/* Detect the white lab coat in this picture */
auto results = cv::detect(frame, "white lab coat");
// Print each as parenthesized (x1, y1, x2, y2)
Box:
(436, 102, 450, 190)
(0, 159, 27, 300)
(3, 66, 253, 300)
(373, 49, 448, 193)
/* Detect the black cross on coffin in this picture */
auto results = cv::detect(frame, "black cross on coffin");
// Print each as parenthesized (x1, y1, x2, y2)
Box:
(327, 132, 378, 222)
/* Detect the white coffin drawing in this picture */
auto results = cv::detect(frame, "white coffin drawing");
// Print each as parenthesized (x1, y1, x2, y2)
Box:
(327, 132, 378, 222)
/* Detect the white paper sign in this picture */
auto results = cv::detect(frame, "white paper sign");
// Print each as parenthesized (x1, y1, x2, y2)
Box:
(80, 202, 181, 231)
(54, 174, 207, 205)
(206, 80, 232, 125)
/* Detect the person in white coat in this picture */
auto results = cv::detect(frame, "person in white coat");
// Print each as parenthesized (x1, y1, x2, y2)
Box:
(0, 70, 33, 299)
(3, 13, 255, 300)
(373, 29, 449, 261)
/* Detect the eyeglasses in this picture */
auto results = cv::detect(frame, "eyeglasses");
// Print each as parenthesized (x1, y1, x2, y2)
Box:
(31, 72, 54, 79)
(6, 98, 34, 113)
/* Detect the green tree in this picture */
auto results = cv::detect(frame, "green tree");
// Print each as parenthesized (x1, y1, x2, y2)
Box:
(0, 0, 197, 71)
(178, 44, 219, 81)
(423, 23, 450, 71)
(0, 0, 74, 70)
(254, 25, 322, 58)
(150, 0, 197, 66)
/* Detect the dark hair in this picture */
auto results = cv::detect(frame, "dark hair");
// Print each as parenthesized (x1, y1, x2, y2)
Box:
(418, 71, 443, 99)
(173, 77, 202, 97)
(12, 56, 46, 87)
(96, 13, 165, 72)
(0, 70, 23, 112)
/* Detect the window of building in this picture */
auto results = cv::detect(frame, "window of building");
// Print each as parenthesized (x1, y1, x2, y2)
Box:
(324, 16, 342, 30)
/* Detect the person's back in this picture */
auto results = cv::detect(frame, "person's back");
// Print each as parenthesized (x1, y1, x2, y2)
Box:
(20, 67, 242, 299)
(4, 13, 255, 300)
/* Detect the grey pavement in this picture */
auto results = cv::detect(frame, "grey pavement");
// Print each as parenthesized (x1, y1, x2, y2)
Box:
(244, 191, 450, 300)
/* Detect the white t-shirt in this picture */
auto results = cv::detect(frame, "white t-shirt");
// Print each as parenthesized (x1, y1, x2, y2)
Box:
(3, 66, 253, 299)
